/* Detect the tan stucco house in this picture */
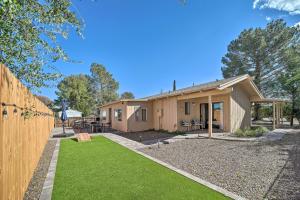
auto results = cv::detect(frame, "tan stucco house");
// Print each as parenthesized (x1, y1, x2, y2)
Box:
(100, 74, 283, 135)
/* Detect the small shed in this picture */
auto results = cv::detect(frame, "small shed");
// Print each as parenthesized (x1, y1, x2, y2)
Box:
(58, 109, 82, 118)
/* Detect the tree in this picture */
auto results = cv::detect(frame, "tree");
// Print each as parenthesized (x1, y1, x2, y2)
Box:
(90, 63, 119, 106)
(0, 0, 83, 89)
(120, 92, 135, 99)
(278, 47, 300, 126)
(221, 19, 300, 119)
(36, 95, 53, 107)
(55, 74, 95, 116)
(173, 80, 176, 91)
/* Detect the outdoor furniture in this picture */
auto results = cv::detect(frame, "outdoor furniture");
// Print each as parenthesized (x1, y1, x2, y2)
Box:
(90, 122, 102, 133)
(100, 122, 111, 133)
(180, 120, 191, 131)
(191, 119, 204, 130)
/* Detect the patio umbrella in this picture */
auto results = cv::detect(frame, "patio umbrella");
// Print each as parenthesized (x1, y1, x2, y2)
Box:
(61, 99, 68, 134)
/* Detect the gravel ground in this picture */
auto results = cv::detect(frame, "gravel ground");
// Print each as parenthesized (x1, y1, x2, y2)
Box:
(23, 140, 57, 200)
(140, 131, 300, 200)
(113, 131, 179, 144)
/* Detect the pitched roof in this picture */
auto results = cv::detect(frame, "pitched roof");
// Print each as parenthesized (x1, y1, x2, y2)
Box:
(143, 74, 254, 100)
(101, 74, 264, 107)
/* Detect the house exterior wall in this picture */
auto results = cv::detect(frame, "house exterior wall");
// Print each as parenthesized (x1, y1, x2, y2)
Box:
(230, 85, 251, 132)
(100, 82, 254, 133)
(177, 94, 231, 132)
(101, 102, 127, 132)
(152, 97, 178, 132)
(126, 101, 153, 132)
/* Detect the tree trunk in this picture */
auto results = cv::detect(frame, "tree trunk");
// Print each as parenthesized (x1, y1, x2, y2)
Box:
(254, 59, 262, 121)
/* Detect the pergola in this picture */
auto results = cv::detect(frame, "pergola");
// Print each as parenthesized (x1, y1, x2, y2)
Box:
(251, 98, 289, 130)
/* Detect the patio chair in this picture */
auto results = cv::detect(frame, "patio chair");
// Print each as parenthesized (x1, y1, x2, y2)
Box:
(191, 119, 204, 130)
(180, 120, 191, 131)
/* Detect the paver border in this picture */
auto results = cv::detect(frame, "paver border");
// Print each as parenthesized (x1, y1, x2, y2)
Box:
(102, 133, 246, 200)
(39, 139, 60, 200)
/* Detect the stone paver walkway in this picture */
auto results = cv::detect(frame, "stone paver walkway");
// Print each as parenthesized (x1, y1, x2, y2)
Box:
(39, 139, 60, 200)
(102, 133, 147, 149)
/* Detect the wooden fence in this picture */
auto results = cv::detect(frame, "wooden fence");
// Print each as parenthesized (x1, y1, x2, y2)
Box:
(0, 64, 54, 200)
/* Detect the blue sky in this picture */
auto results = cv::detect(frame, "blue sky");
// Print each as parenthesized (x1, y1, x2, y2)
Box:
(41, 0, 300, 100)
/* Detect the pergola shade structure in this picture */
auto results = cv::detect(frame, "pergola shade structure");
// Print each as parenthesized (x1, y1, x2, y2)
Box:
(251, 98, 288, 130)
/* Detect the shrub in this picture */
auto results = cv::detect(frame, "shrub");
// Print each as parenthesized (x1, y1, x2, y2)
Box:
(234, 126, 269, 137)
(254, 126, 269, 136)
(234, 128, 244, 137)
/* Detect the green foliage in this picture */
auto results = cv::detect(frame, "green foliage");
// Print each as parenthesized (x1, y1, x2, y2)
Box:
(221, 20, 299, 96)
(90, 63, 119, 106)
(52, 136, 229, 200)
(55, 63, 120, 115)
(35, 95, 53, 107)
(278, 47, 300, 126)
(258, 106, 272, 118)
(234, 126, 269, 137)
(120, 91, 135, 99)
(222, 19, 300, 121)
(55, 74, 95, 116)
(234, 128, 244, 137)
(0, 0, 83, 89)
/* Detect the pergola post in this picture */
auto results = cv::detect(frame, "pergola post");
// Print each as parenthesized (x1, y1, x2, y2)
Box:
(273, 101, 276, 130)
(280, 103, 283, 124)
(277, 103, 281, 126)
(208, 95, 212, 138)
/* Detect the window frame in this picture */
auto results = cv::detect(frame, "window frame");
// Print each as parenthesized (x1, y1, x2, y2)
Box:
(101, 110, 107, 121)
(114, 109, 122, 121)
(184, 102, 190, 115)
(141, 108, 147, 121)
(134, 106, 140, 121)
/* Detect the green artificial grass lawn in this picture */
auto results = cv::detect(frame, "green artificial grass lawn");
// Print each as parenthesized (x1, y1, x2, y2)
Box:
(52, 136, 230, 200)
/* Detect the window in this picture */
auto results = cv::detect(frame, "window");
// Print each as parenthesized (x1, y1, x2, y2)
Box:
(184, 102, 190, 115)
(114, 109, 122, 121)
(101, 110, 107, 120)
(141, 108, 147, 121)
(134, 106, 140, 121)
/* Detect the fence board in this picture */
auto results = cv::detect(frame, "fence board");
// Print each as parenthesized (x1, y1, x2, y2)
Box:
(0, 64, 54, 200)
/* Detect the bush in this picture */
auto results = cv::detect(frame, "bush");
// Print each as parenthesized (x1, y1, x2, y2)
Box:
(234, 126, 269, 137)
(234, 128, 244, 137)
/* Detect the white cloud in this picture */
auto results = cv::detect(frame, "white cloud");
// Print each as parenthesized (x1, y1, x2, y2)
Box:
(253, 0, 261, 9)
(253, 0, 300, 15)
(294, 21, 300, 27)
(266, 16, 272, 21)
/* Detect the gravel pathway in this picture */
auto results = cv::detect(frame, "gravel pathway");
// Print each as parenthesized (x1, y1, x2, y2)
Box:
(140, 130, 300, 200)
(23, 140, 57, 200)
(264, 131, 300, 200)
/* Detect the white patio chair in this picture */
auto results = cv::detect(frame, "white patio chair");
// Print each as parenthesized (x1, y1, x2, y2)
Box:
(180, 120, 191, 131)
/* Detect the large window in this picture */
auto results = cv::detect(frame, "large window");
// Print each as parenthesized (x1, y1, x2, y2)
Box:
(134, 106, 140, 121)
(184, 102, 190, 115)
(101, 110, 107, 120)
(114, 109, 122, 121)
(141, 108, 147, 121)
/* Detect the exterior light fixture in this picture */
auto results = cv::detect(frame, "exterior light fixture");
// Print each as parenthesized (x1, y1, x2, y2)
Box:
(2, 103, 8, 119)
(2, 109, 8, 118)
(13, 104, 17, 115)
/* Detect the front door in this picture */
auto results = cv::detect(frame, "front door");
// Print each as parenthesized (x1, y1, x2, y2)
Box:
(200, 103, 208, 128)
